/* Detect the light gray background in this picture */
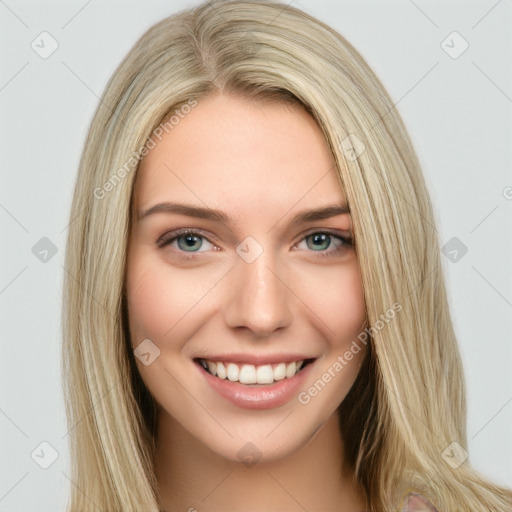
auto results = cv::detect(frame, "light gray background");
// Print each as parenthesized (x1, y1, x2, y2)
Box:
(1, 0, 511, 509)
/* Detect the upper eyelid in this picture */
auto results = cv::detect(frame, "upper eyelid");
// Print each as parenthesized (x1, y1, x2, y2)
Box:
(157, 227, 215, 247)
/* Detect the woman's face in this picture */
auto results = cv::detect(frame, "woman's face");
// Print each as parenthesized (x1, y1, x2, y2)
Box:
(126, 91, 367, 462)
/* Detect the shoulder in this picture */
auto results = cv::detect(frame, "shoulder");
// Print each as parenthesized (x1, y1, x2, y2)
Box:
(401, 492, 438, 512)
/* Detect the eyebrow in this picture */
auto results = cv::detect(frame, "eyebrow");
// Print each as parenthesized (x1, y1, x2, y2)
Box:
(137, 201, 350, 226)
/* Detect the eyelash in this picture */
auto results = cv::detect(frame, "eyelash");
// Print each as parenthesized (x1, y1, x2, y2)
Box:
(156, 228, 353, 261)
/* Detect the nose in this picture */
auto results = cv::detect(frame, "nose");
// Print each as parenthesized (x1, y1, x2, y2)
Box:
(223, 249, 293, 337)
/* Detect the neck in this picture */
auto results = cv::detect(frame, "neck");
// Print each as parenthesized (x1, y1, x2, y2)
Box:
(154, 410, 366, 512)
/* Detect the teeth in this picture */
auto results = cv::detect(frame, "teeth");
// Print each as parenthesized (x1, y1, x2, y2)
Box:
(239, 364, 257, 384)
(227, 363, 239, 381)
(207, 361, 217, 375)
(199, 358, 308, 384)
(216, 361, 226, 379)
(286, 361, 297, 378)
(255, 365, 273, 384)
(273, 363, 286, 381)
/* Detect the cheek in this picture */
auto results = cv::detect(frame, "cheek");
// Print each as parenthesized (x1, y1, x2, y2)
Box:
(337, 266, 366, 334)
(294, 263, 367, 409)
(297, 259, 366, 343)
(126, 266, 169, 346)
(125, 253, 211, 348)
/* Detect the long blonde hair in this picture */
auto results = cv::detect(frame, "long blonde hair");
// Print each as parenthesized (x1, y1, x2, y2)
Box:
(61, 1, 512, 510)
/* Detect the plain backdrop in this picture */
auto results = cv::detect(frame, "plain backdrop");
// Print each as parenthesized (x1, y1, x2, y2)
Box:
(0, 0, 511, 509)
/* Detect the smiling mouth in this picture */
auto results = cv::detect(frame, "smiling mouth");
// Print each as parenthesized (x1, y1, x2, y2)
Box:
(194, 357, 316, 385)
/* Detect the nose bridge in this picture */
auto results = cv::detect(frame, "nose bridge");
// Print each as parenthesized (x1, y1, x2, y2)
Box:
(223, 236, 292, 335)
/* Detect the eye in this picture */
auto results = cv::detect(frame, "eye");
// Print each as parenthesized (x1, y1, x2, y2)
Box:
(157, 228, 216, 258)
(157, 228, 353, 260)
(294, 231, 352, 257)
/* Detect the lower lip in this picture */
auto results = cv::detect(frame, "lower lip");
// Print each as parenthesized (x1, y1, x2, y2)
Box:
(196, 360, 315, 410)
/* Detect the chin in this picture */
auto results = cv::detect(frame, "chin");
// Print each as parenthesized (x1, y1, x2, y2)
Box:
(195, 416, 328, 467)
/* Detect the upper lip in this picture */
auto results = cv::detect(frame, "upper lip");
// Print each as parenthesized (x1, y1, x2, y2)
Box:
(194, 353, 318, 365)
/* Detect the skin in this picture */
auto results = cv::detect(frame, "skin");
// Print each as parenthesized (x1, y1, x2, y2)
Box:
(126, 91, 368, 511)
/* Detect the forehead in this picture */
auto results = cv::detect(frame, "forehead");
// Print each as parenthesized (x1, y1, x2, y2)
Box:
(134, 92, 346, 216)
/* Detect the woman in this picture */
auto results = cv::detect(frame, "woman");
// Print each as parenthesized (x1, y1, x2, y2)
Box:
(61, 1, 512, 510)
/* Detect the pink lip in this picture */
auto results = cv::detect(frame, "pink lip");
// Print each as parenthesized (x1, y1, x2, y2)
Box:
(195, 359, 315, 410)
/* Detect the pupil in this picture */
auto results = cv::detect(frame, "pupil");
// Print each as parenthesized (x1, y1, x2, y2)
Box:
(309, 233, 330, 251)
(179, 235, 201, 251)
